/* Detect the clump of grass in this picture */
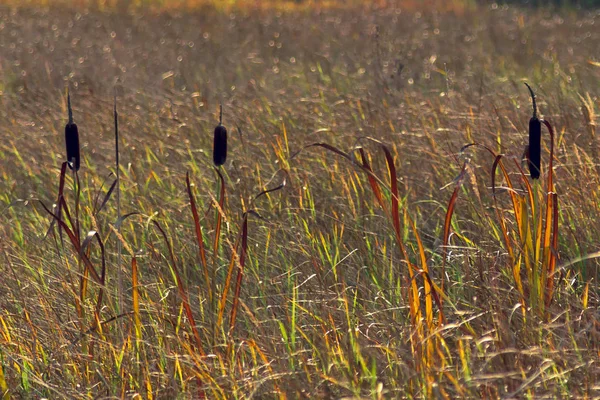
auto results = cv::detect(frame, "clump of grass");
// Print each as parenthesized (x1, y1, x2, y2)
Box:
(2, 2, 600, 398)
(292, 138, 446, 396)
(579, 92, 597, 140)
(451, 84, 559, 317)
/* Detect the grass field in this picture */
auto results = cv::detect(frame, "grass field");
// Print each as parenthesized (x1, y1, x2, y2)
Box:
(0, 0, 599, 398)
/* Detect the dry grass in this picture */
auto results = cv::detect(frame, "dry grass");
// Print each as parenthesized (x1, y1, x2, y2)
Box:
(0, 1, 599, 398)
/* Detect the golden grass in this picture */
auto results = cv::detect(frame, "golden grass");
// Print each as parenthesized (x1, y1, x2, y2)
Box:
(0, 0, 474, 14)
(0, 0, 599, 398)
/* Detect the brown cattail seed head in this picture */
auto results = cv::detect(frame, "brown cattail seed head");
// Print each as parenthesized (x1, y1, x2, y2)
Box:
(213, 105, 227, 166)
(213, 124, 228, 166)
(528, 117, 541, 179)
(65, 91, 80, 171)
(525, 83, 541, 180)
(65, 122, 80, 171)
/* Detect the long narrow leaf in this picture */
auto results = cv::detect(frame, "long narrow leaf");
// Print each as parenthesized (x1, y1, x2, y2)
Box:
(45, 161, 69, 241)
(229, 214, 249, 335)
(358, 149, 386, 212)
(441, 161, 468, 294)
(546, 192, 559, 307)
(95, 179, 118, 217)
(212, 167, 226, 312)
(152, 221, 205, 356)
(132, 257, 141, 340)
(40, 200, 102, 284)
(186, 172, 210, 303)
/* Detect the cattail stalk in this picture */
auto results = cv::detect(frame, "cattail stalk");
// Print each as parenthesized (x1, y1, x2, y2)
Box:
(211, 105, 227, 333)
(213, 105, 228, 166)
(65, 89, 81, 241)
(114, 91, 123, 316)
(65, 91, 80, 171)
(525, 82, 541, 180)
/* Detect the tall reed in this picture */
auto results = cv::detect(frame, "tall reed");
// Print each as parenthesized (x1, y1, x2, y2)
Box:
(65, 90, 80, 172)
(525, 82, 541, 180)
(213, 105, 227, 166)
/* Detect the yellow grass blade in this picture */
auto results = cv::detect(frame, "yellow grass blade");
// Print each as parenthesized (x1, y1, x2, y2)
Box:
(409, 215, 433, 328)
(582, 281, 590, 309)
(145, 367, 154, 400)
(216, 237, 240, 333)
(0, 316, 11, 343)
(132, 257, 141, 341)
(545, 193, 559, 307)
(0, 361, 9, 400)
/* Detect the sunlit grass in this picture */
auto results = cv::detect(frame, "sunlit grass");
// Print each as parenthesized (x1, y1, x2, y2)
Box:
(1, 0, 475, 13)
(0, 0, 599, 398)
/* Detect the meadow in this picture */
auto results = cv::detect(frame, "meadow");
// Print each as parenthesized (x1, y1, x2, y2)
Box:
(0, 0, 599, 398)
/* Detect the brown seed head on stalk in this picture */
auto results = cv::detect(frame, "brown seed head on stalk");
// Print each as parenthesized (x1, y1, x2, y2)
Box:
(213, 104, 228, 166)
(65, 90, 81, 171)
(525, 82, 541, 180)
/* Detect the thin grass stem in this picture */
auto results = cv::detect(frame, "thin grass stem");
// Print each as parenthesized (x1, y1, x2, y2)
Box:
(114, 91, 123, 319)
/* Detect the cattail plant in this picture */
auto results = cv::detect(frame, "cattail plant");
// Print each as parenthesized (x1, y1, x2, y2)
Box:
(451, 84, 559, 316)
(65, 90, 81, 171)
(213, 105, 228, 166)
(525, 82, 541, 180)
